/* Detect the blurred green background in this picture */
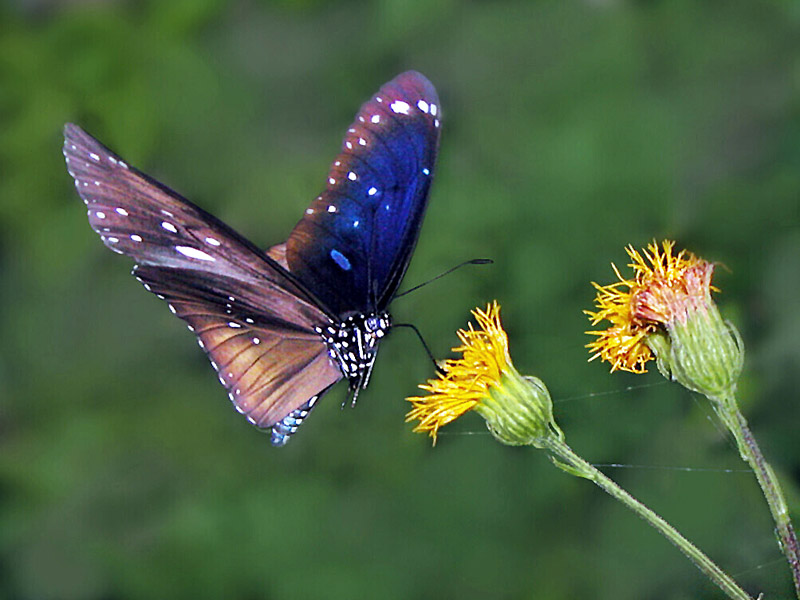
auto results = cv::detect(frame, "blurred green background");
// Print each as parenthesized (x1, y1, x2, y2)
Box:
(2, 0, 799, 598)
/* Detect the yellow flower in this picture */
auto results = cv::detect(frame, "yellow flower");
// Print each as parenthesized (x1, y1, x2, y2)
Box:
(586, 241, 743, 398)
(407, 302, 560, 446)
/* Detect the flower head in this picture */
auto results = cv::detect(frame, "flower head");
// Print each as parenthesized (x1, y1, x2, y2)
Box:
(586, 241, 743, 399)
(585, 241, 696, 373)
(406, 302, 561, 446)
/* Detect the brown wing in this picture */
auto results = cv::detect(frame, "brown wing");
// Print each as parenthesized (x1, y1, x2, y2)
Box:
(64, 123, 341, 428)
(134, 265, 342, 428)
(63, 124, 326, 316)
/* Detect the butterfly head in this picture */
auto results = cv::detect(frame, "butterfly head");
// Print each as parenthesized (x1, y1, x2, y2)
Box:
(363, 314, 391, 339)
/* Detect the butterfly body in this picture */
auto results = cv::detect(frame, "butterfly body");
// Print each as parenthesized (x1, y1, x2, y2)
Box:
(63, 71, 440, 445)
(315, 311, 391, 385)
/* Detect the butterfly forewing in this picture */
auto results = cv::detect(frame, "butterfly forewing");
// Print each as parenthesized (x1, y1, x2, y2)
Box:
(285, 71, 441, 318)
(64, 124, 320, 309)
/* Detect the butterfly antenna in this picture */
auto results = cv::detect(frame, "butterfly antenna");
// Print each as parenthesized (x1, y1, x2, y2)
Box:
(393, 258, 493, 300)
(393, 322, 446, 376)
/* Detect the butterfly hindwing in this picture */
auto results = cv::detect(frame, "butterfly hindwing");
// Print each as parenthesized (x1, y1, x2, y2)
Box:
(285, 71, 441, 318)
(133, 265, 342, 428)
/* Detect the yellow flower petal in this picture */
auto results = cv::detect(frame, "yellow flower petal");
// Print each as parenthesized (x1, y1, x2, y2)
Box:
(406, 302, 511, 442)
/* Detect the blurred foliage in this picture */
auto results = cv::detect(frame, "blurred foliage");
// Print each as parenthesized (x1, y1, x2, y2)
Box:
(1, 0, 799, 598)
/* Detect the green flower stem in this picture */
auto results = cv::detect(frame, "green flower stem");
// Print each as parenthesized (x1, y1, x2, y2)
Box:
(715, 394, 800, 598)
(543, 436, 755, 600)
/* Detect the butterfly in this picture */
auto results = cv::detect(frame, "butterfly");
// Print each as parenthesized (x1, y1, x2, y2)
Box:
(63, 71, 441, 446)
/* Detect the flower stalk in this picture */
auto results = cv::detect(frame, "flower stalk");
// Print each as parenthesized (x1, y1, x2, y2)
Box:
(715, 393, 800, 595)
(543, 436, 754, 600)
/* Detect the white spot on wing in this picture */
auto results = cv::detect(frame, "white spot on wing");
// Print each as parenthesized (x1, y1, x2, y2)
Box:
(89, 152, 100, 162)
(422, 168, 430, 175)
(417, 100, 429, 113)
(329, 177, 336, 185)
(367, 187, 378, 196)
(115, 208, 128, 216)
(253, 337, 260, 345)
(327, 205, 337, 213)
(358, 138, 366, 146)
(161, 221, 178, 233)
(205, 237, 221, 246)
(96, 211, 106, 219)
(370, 114, 380, 123)
(430, 103, 438, 116)
(347, 171, 357, 181)
(175, 246, 216, 261)
(390, 100, 411, 114)
(130, 234, 143, 242)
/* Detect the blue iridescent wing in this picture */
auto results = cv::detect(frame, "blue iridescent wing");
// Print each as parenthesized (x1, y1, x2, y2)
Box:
(285, 71, 441, 318)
